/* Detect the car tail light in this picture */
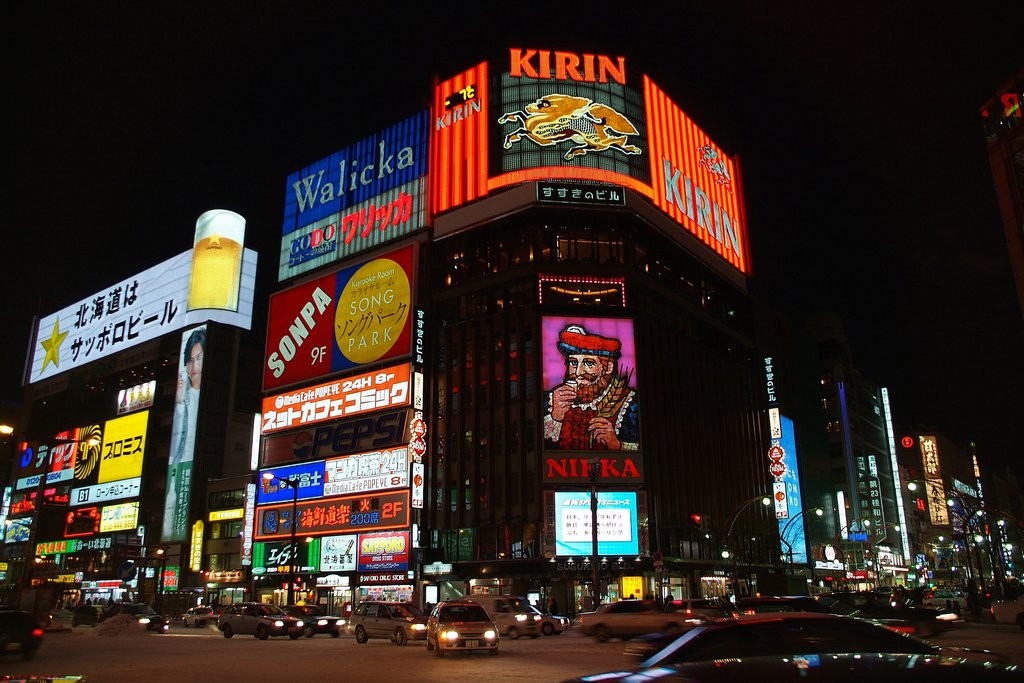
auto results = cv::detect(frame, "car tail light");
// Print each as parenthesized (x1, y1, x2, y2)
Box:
(884, 625, 915, 634)
(32, 628, 44, 638)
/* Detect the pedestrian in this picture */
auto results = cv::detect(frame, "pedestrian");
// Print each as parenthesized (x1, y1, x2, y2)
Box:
(966, 583, 980, 621)
(547, 595, 559, 615)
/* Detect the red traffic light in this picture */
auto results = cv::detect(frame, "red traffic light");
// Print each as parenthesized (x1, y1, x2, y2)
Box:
(690, 513, 703, 526)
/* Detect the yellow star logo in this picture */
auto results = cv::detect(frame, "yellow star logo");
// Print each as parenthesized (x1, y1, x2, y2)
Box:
(39, 318, 69, 372)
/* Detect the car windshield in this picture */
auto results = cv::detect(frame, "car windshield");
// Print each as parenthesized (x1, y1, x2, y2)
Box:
(258, 605, 287, 616)
(392, 604, 423, 618)
(440, 604, 490, 622)
(128, 605, 157, 616)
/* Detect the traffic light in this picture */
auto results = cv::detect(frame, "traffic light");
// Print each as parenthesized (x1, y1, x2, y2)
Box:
(690, 513, 703, 527)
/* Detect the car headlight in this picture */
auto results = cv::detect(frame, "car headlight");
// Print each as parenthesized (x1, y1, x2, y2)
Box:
(936, 613, 959, 621)
(318, 619, 328, 626)
(274, 620, 285, 627)
(532, 614, 541, 622)
(442, 629, 460, 640)
(411, 623, 426, 631)
(516, 614, 528, 622)
(484, 629, 497, 640)
(296, 620, 304, 628)
(139, 618, 151, 625)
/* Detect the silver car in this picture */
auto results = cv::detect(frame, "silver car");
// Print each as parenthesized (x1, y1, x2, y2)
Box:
(217, 602, 304, 640)
(348, 601, 428, 645)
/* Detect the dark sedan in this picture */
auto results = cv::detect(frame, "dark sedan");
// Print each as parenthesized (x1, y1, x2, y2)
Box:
(818, 591, 962, 637)
(0, 609, 44, 661)
(641, 613, 1002, 669)
(285, 605, 344, 637)
(104, 603, 169, 632)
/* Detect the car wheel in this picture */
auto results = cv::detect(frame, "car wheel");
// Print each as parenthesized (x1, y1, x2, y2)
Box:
(489, 648, 497, 656)
(594, 625, 611, 642)
(256, 625, 270, 640)
(507, 626, 520, 640)
(355, 625, 368, 644)
(542, 622, 555, 636)
(222, 625, 233, 639)
(426, 637, 434, 651)
(435, 641, 444, 657)
(303, 626, 314, 638)
(394, 627, 407, 646)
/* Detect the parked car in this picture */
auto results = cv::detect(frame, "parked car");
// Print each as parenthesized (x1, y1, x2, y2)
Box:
(71, 604, 106, 627)
(577, 599, 685, 642)
(286, 604, 344, 637)
(425, 601, 499, 656)
(560, 652, 1024, 683)
(465, 595, 541, 638)
(182, 605, 217, 627)
(923, 588, 967, 613)
(217, 602, 304, 639)
(0, 609, 44, 661)
(348, 601, 427, 645)
(989, 595, 1024, 630)
(104, 603, 169, 633)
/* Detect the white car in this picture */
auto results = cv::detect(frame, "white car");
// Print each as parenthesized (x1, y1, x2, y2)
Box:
(922, 588, 967, 612)
(989, 596, 1024, 630)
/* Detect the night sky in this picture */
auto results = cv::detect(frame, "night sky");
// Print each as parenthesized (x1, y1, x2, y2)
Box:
(6, 4, 1023, 475)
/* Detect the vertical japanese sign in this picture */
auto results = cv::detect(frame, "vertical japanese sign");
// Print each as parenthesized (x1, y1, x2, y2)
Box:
(162, 324, 207, 542)
(919, 435, 950, 526)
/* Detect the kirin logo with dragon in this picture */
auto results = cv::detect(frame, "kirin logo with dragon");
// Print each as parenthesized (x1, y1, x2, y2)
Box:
(499, 94, 642, 161)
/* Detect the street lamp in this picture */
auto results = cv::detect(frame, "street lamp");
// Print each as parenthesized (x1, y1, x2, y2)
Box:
(722, 495, 772, 596)
(779, 507, 823, 574)
(262, 472, 299, 605)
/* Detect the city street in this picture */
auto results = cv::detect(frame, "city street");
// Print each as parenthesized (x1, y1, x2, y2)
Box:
(2, 622, 1020, 683)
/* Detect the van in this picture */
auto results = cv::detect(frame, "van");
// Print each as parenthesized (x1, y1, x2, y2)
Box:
(465, 595, 541, 639)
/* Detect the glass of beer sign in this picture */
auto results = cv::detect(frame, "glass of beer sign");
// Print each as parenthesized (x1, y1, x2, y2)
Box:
(188, 209, 246, 311)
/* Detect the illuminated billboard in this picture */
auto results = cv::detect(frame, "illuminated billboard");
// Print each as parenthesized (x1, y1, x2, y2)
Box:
(541, 316, 638, 452)
(264, 243, 414, 391)
(255, 490, 409, 541)
(14, 425, 101, 491)
(100, 502, 140, 533)
(27, 217, 257, 384)
(919, 435, 950, 526)
(98, 411, 149, 484)
(257, 461, 327, 505)
(162, 325, 206, 542)
(279, 112, 429, 281)
(553, 491, 639, 556)
(644, 77, 749, 273)
(319, 534, 357, 572)
(774, 415, 808, 565)
(261, 363, 412, 434)
(430, 48, 750, 275)
(357, 530, 410, 572)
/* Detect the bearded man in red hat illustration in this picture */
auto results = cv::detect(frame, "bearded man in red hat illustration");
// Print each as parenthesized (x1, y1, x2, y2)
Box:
(544, 324, 639, 450)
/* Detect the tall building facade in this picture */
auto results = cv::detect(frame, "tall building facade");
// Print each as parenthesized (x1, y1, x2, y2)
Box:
(257, 47, 778, 615)
(0, 213, 260, 616)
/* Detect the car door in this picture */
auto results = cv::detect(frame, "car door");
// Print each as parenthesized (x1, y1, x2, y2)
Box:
(362, 603, 382, 638)
(239, 604, 262, 634)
